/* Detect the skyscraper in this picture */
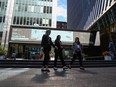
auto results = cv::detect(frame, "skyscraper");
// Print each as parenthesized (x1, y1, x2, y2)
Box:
(67, 0, 116, 52)
(67, 0, 116, 30)
(0, 0, 57, 47)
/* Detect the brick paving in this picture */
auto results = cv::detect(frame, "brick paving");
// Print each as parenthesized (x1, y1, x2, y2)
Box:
(0, 67, 116, 87)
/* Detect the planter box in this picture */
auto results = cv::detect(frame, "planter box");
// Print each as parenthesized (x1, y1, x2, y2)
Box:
(0, 55, 5, 60)
(104, 56, 111, 60)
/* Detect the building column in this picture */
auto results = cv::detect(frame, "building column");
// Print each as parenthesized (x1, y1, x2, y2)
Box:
(52, 0, 57, 28)
(1, 0, 15, 49)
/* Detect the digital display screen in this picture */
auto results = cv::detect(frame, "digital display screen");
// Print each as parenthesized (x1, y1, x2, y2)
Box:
(11, 28, 90, 45)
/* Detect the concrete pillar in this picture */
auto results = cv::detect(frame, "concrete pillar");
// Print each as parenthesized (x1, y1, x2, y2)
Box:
(1, 0, 15, 49)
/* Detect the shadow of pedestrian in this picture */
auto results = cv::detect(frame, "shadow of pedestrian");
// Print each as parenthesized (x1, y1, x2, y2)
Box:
(31, 72, 49, 84)
(78, 69, 97, 74)
(73, 69, 97, 74)
(54, 70, 67, 77)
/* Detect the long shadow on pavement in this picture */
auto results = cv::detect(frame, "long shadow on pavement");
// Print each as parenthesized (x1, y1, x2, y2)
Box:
(31, 72, 49, 84)
(31, 69, 68, 84)
(54, 70, 67, 77)
(74, 69, 98, 74)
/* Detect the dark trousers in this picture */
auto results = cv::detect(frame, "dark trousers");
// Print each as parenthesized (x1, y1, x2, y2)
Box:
(54, 50, 66, 67)
(70, 51, 83, 67)
(42, 50, 50, 67)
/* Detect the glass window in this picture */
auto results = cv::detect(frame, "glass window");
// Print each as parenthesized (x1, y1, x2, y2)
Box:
(28, 5, 34, 12)
(34, 6, 39, 13)
(40, 18, 42, 25)
(24, 17, 26, 25)
(40, 0, 52, 1)
(0, 2, 1, 7)
(44, 6, 46, 13)
(109, 0, 112, 6)
(42, 18, 46, 24)
(15, 4, 18, 11)
(0, 17, 2, 23)
(3, 16, 5, 23)
(20, 5, 25, 12)
(25, 5, 28, 12)
(47, 6, 49, 13)
(105, 0, 108, 10)
(20, 17, 23, 24)
(101, 0, 105, 13)
(46, 19, 49, 24)
(18, 4, 21, 12)
(16, 17, 19, 24)
(40, 6, 43, 13)
(50, 7, 52, 13)
(37, 18, 39, 25)
(49, 19, 51, 26)
(13, 16, 16, 24)
(26, 17, 29, 25)
(33, 18, 37, 25)
(1, 2, 5, 9)
(43, 6, 52, 13)
(30, 18, 33, 25)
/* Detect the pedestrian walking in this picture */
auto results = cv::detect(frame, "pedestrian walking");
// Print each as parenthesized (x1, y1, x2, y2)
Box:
(69, 37, 85, 70)
(11, 51, 16, 60)
(54, 35, 67, 70)
(41, 29, 55, 72)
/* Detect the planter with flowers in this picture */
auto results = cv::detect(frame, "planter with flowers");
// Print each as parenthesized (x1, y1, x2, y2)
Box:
(102, 51, 111, 60)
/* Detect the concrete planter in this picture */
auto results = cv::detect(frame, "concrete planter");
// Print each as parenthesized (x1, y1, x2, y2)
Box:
(0, 55, 5, 60)
(104, 56, 111, 60)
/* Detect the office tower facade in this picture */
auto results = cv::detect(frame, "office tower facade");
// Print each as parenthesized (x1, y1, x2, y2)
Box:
(67, 0, 116, 51)
(67, 0, 116, 30)
(0, 0, 8, 32)
(0, 0, 57, 47)
(0, 0, 8, 42)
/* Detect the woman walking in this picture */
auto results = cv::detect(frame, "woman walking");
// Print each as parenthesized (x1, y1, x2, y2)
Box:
(69, 37, 85, 70)
(54, 35, 67, 70)
(41, 29, 55, 72)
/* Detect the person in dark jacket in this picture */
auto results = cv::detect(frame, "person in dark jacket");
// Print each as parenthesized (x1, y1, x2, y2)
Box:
(41, 29, 55, 72)
(54, 35, 67, 70)
(69, 37, 85, 70)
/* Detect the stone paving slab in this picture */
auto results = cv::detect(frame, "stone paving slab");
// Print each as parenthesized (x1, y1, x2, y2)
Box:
(0, 67, 116, 87)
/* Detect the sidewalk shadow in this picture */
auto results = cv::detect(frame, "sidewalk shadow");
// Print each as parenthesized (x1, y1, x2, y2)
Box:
(78, 70, 97, 74)
(31, 72, 49, 84)
(54, 70, 67, 77)
(73, 69, 97, 74)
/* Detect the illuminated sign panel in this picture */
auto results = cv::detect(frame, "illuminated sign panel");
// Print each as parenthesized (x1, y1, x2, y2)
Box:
(11, 28, 91, 45)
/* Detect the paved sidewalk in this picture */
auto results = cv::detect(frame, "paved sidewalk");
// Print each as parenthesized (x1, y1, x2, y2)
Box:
(0, 67, 116, 87)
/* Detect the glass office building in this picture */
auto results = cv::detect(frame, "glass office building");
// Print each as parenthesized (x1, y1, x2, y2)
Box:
(67, 0, 116, 52)
(0, 0, 57, 47)
(12, 0, 56, 27)
(67, 0, 116, 30)
(0, 0, 8, 42)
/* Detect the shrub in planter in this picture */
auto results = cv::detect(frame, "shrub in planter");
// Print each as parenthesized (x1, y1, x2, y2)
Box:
(102, 51, 111, 60)
(0, 45, 7, 60)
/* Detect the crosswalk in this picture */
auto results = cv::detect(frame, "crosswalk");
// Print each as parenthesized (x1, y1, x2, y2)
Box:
(0, 68, 30, 81)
